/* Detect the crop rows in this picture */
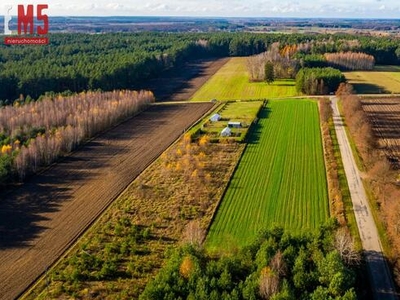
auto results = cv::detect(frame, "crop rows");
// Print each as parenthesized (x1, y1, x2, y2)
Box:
(362, 97, 400, 166)
(206, 100, 329, 248)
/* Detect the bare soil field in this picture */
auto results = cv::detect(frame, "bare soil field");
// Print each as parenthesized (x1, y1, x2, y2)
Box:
(139, 58, 229, 101)
(0, 103, 213, 300)
(362, 98, 400, 168)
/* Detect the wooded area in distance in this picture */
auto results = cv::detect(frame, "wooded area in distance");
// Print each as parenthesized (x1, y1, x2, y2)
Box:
(1, 32, 400, 103)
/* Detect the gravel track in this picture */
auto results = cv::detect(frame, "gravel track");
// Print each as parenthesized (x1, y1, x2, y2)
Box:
(331, 96, 398, 300)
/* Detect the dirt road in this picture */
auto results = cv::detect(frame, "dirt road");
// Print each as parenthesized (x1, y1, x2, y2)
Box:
(0, 103, 213, 300)
(331, 96, 398, 299)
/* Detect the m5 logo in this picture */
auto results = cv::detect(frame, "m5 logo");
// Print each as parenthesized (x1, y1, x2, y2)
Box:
(4, 4, 49, 45)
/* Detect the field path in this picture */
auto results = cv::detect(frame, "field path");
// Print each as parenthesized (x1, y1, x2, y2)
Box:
(331, 97, 398, 300)
(0, 103, 213, 300)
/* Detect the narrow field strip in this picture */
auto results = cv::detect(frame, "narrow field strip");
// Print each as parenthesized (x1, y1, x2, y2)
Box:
(206, 100, 329, 249)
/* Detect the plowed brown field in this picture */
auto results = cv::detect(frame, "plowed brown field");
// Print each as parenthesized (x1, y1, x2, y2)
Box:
(362, 98, 400, 167)
(0, 103, 213, 300)
(139, 58, 229, 101)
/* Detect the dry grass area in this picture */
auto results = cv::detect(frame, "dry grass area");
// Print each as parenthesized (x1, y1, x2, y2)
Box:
(0, 103, 214, 300)
(27, 137, 244, 299)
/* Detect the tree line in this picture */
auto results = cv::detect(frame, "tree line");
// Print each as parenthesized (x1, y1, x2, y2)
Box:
(324, 52, 375, 71)
(337, 84, 400, 287)
(246, 38, 379, 94)
(0, 90, 154, 184)
(0, 32, 270, 103)
(1, 32, 400, 103)
(298, 52, 375, 71)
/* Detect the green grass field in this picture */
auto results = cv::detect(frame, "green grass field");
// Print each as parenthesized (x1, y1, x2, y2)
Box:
(219, 100, 263, 119)
(188, 101, 263, 142)
(190, 57, 298, 101)
(198, 101, 263, 141)
(206, 99, 329, 249)
(344, 65, 400, 94)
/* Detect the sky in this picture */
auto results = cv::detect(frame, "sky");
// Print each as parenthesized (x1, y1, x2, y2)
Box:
(3, 0, 400, 18)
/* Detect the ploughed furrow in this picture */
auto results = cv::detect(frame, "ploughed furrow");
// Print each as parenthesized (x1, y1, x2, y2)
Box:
(0, 102, 213, 300)
(362, 98, 400, 167)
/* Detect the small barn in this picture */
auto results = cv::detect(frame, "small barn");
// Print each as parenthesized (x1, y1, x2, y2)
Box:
(210, 113, 221, 122)
(228, 121, 242, 128)
(220, 127, 232, 137)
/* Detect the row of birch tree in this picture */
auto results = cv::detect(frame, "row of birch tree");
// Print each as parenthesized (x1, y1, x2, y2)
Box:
(0, 90, 154, 183)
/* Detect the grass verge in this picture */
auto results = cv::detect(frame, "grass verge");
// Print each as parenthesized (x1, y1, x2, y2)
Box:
(337, 100, 365, 172)
(328, 118, 362, 250)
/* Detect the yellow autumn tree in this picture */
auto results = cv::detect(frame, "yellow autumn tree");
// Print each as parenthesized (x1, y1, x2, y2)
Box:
(179, 256, 195, 279)
(1, 144, 12, 155)
(199, 135, 210, 148)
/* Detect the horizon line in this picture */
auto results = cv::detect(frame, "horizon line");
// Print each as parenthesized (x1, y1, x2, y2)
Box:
(8, 15, 400, 20)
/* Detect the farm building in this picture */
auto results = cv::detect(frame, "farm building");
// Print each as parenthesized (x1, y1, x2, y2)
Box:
(210, 113, 221, 122)
(221, 127, 232, 137)
(228, 121, 242, 128)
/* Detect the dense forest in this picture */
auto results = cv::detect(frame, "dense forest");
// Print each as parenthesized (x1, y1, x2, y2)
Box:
(141, 222, 360, 300)
(1, 32, 400, 103)
(296, 68, 346, 95)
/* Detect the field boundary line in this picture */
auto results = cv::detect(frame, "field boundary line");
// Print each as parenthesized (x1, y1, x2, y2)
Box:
(318, 100, 334, 217)
(203, 144, 247, 244)
(203, 102, 265, 244)
(20, 102, 216, 300)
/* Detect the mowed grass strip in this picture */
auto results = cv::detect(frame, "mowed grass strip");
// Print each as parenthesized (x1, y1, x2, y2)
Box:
(220, 101, 264, 120)
(190, 57, 298, 101)
(344, 65, 400, 94)
(206, 100, 329, 249)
